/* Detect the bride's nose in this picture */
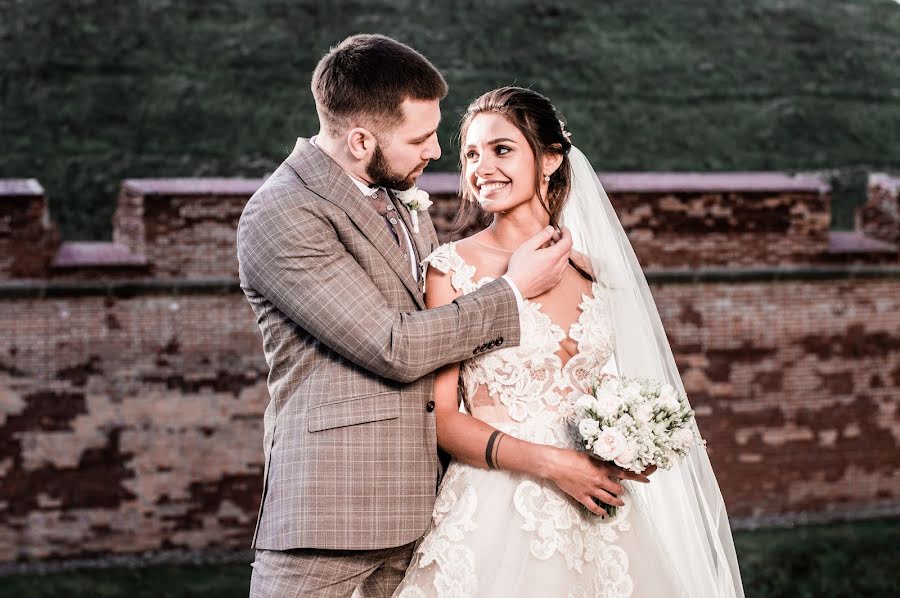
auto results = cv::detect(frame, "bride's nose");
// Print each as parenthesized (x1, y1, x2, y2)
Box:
(475, 154, 497, 177)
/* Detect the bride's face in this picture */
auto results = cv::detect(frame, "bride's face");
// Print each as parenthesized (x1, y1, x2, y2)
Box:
(463, 113, 540, 213)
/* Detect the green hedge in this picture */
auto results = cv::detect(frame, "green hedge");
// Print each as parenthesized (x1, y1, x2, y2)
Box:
(2, 0, 899, 238)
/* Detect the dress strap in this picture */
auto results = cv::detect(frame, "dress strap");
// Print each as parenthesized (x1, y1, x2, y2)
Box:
(421, 242, 478, 294)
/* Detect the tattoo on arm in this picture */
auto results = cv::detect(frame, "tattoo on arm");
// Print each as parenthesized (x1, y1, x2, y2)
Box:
(485, 430, 505, 470)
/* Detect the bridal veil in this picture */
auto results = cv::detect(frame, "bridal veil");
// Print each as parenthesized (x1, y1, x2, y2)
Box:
(561, 147, 745, 598)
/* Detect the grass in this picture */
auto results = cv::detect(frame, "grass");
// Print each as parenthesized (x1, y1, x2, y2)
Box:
(1, 517, 897, 597)
(2, 0, 900, 238)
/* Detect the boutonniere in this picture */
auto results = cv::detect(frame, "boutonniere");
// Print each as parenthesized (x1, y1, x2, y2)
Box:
(393, 186, 432, 234)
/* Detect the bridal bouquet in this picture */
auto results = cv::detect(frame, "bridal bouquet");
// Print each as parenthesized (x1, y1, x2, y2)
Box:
(571, 376, 702, 516)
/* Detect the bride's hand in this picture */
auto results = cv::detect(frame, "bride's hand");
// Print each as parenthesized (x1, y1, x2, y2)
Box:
(542, 447, 651, 517)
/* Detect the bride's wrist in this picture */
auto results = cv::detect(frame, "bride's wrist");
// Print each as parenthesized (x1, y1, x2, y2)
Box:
(532, 445, 560, 480)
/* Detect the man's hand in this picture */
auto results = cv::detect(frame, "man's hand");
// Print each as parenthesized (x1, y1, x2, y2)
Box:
(507, 226, 573, 299)
(542, 447, 652, 517)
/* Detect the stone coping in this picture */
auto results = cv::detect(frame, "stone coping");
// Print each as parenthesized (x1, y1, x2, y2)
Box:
(869, 172, 900, 191)
(827, 231, 897, 254)
(3, 266, 900, 298)
(0, 179, 44, 197)
(51, 242, 148, 268)
(596, 172, 829, 194)
(115, 172, 830, 199)
(421, 172, 829, 195)
(121, 178, 264, 196)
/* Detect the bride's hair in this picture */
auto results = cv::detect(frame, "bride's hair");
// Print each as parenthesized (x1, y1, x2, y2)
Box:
(456, 86, 573, 230)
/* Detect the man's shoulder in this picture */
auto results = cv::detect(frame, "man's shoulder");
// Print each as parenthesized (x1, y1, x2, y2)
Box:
(244, 163, 334, 220)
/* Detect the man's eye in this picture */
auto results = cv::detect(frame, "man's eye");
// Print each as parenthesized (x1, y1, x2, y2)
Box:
(496, 146, 510, 155)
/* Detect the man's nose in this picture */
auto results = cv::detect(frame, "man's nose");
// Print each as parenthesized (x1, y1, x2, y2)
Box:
(424, 135, 441, 161)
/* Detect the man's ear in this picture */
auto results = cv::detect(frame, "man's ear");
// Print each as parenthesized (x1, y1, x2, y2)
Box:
(347, 127, 376, 160)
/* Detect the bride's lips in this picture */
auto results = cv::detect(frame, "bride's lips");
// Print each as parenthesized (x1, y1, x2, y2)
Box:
(476, 180, 510, 206)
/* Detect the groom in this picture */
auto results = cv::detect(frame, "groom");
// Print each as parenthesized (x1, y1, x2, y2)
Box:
(238, 34, 572, 597)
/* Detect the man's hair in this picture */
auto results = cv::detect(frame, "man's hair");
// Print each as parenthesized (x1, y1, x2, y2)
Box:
(312, 34, 448, 136)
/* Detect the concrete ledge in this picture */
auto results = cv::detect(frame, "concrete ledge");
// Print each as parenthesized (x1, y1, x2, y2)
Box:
(122, 178, 264, 196)
(0, 278, 241, 299)
(827, 231, 896, 254)
(0, 179, 44, 197)
(3, 267, 900, 299)
(397, 172, 833, 197)
(598, 172, 829, 194)
(51, 242, 148, 268)
(644, 265, 900, 283)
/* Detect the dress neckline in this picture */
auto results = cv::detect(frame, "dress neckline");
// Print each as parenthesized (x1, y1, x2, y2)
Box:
(441, 241, 601, 368)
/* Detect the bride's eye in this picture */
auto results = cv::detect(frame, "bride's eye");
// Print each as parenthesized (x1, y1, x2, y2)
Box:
(465, 150, 479, 160)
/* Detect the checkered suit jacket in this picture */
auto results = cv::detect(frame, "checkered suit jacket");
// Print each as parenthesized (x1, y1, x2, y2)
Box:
(237, 138, 521, 550)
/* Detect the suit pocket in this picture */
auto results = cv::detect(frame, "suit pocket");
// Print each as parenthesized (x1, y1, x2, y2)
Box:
(307, 391, 400, 432)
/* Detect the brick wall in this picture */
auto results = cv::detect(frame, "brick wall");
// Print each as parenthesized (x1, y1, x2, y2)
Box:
(0, 180, 60, 279)
(859, 174, 899, 246)
(113, 179, 260, 278)
(1, 171, 898, 563)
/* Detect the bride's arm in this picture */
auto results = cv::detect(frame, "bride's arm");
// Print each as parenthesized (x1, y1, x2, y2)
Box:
(426, 265, 648, 517)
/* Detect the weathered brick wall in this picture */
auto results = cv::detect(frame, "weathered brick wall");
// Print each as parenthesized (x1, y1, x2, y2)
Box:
(860, 174, 899, 246)
(103, 172, 835, 278)
(603, 173, 831, 268)
(113, 179, 260, 278)
(2, 277, 898, 562)
(1, 291, 268, 561)
(657, 279, 900, 519)
(1, 172, 898, 564)
(0, 180, 60, 279)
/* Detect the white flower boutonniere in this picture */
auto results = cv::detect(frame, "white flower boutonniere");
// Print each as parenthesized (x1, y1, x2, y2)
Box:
(394, 186, 432, 234)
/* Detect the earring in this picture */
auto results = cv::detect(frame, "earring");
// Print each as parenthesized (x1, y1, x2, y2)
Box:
(543, 174, 550, 182)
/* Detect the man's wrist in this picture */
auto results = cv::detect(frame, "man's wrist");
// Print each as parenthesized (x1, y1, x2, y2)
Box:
(501, 274, 525, 311)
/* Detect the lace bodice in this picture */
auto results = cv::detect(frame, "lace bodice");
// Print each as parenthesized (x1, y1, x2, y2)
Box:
(397, 244, 638, 598)
(422, 242, 616, 447)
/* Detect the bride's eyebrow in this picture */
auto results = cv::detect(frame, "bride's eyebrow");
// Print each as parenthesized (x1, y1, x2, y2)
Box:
(465, 137, 516, 149)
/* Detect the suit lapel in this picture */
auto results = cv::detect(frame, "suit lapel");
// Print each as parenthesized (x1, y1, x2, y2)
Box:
(285, 138, 425, 309)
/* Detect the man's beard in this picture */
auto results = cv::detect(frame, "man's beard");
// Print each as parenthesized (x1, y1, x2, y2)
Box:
(366, 144, 425, 191)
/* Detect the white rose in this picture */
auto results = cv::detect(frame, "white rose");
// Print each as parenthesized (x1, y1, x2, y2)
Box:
(658, 384, 680, 410)
(395, 187, 432, 211)
(593, 389, 623, 419)
(575, 394, 598, 412)
(592, 428, 626, 461)
(674, 427, 695, 449)
(615, 442, 639, 468)
(578, 418, 600, 439)
(635, 403, 653, 424)
(603, 378, 623, 395)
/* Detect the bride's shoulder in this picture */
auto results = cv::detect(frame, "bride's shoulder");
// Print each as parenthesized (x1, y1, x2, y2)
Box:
(422, 241, 481, 300)
(422, 241, 465, 274)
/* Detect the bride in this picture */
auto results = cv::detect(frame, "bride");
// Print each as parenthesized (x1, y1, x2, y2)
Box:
(393, 87, 744, 597)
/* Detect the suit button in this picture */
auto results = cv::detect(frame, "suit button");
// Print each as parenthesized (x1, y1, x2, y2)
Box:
(426, 400, 436, 412)
(497, 337, 504, 346)
(472, 348, 479, 355)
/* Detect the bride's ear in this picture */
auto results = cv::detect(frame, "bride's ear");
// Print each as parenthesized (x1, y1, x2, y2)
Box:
(542, 149, 564, 178)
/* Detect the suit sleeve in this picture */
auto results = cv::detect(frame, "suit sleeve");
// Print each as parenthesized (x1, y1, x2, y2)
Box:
(237, 188, 520, 383)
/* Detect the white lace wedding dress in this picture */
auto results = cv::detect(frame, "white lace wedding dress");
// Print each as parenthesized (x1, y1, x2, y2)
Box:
(393, 243, 680, 598)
